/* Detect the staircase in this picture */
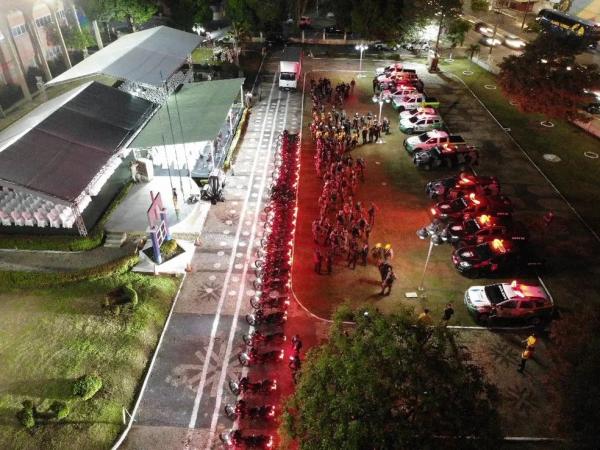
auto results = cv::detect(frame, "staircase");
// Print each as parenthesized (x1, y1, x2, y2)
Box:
(104, 231, 127, 248)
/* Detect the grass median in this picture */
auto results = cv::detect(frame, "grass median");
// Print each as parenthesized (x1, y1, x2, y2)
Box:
(440, 58, 600, 235)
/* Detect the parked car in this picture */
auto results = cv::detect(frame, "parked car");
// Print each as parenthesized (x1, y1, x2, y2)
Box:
(480, 36, 502, 47)
(441, 214, 514, 245)
(430, 193, 513, 220)
(503, 34, 527, 50)
(393, 93, 440, 112)
(403, 130, 464, 153)
(324, 25, 344, 34)
(442, 214, 527, 247)
(464, 280, 553, 323)
(413, 145, 479, 170)
(474, 22, 494, 37)
(400, 107, 438, 120)
(425, 173, 501, 201)
(404, 40, 431, 52)
(452, 238, 525, 277)
(399, 113, 444, 134)
(372, 41, 394, 51)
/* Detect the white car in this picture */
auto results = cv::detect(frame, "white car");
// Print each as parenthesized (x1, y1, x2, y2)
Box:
(383, 86, 417, 101)
(480, 36, 502, 47)
(399, 114, 444, 134)
(399, 107, 437, 120)
(503, 34, 526, 50)
(464, 280, 553, 323)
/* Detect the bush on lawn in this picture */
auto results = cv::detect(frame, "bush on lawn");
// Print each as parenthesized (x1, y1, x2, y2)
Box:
(159, 239, 179, 260)
(50, 401, 70, 421)
(16, 400, 36, 429)
(72, 374, 102, 400)
(123, 283, 138, 307)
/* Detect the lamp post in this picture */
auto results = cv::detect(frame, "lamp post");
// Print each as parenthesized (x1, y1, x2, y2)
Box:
(355, 43, 368, 78)
(372, 93, 390, 144)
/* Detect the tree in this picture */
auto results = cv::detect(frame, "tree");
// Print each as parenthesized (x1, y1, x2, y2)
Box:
(545, 306, 600, 447)
(62, 27, 95, 50)
(467, 43, 480, 59)
(470, 0, 490, 12)
(225, 0, 285, 32)
(348, 0, 405, 40)
(447, 18, 470, 48)
(112, 0, 157, 30)
(170, 0, 212, 30)
(417, 0, 463, 55)
(282, 307, 501, 449)
(498, 34, 600, 121)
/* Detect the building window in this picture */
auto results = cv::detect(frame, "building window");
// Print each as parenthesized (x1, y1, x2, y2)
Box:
(46, 46, 62, 60)
(11, 24, 27, 37)
(35, 15, 53, 28)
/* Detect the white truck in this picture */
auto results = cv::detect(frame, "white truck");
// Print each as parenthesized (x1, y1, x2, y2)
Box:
(279, 47, 302, 90)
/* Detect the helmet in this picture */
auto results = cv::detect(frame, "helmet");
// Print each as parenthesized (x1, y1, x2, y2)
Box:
(375, 243, 382, 249)
(385, 244, 392, 250)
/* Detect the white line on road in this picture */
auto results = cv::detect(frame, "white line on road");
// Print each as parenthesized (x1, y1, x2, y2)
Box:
(186, 75, 278, 432)
(206, 90, 292, 449)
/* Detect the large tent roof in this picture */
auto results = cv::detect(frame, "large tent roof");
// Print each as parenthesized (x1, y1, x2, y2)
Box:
(0, 82, 155, 202)
(129, 78, 244, 148)
(46, 26, 201, 88)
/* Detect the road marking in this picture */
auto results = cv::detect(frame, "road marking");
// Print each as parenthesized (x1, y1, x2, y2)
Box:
(206, 90, 292, 449)
(186, 75, 278, 431)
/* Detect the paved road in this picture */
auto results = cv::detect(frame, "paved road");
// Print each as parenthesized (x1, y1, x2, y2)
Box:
(122, 55, 306, 449)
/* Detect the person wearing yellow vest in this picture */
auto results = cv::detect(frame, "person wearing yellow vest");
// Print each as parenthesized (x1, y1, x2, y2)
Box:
(417, 308, 434, 327)
(517, 348, 533, 373)
(522, 332, 538, 350)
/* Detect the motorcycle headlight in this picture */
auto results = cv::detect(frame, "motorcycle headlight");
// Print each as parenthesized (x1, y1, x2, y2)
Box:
(459, 261, 471, 268)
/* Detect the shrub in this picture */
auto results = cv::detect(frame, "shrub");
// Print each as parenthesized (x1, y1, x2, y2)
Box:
(159, 239, 179, 260)
(123, 284, 138, 307)
(72, 374, 103, 400)
(0, 83, 23, 109)
(17, 401, 35, 429)
(50, 401, 70, 421)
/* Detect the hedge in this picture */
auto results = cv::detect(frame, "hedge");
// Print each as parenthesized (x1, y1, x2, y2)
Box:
(0, 255, 139, 289)
(72, 374, 102, 400)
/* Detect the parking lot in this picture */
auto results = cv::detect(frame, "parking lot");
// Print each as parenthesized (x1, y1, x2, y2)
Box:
(286, 54, 600, 438)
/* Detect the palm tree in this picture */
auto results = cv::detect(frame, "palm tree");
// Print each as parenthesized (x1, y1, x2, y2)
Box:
(229, 21, 250, 66)
(467, 43, 481, 60)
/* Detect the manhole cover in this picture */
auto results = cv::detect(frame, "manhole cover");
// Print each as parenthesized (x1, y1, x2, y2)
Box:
(484, 84, 497, 90)
(543, 154, 561, 162)
(540, 121, 555, 128)
(584, 151, 599, 159)
(462, 70, 473, 75)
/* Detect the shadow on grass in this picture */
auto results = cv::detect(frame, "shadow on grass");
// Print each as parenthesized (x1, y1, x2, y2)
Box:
(3, 378, 75, 400)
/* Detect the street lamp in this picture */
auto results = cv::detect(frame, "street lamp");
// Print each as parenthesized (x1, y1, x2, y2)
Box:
(355, 43, 368, 78)
(192, 24, 205, 36)
(372, 93, 390, 144)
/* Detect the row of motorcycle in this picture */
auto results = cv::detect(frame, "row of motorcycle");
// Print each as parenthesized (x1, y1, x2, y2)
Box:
(220, 130, 301, 449)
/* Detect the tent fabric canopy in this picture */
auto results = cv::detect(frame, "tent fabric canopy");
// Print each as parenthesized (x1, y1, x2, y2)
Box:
(46, 26, 201, 88)
(0, 82, 155, 202)
(130, 78, 244, 149)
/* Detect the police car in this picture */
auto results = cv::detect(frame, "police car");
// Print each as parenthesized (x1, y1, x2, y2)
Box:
(399, 107, 438, 121)
(464, 280, 553, 323)
(430, 193, 513, 221)
(452, 237, 539, 277)
(441, 214, 527, 247)
(399, 113, 444, 134)
(426, 173, 501, 201)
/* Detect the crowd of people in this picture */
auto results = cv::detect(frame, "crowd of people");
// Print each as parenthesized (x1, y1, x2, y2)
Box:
(307, 77, 397, 295)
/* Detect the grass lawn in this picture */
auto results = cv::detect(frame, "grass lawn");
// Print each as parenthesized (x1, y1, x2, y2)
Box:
(191, 47, 216, 65)
(439, 58, 600, 235)
(0, 272, 179, 449)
